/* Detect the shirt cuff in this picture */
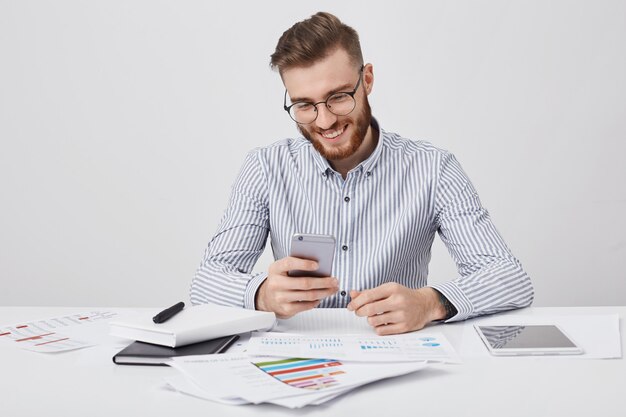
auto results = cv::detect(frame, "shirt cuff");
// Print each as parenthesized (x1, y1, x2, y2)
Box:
(244, 271, 269, 310)
(429, 281, 474, 322)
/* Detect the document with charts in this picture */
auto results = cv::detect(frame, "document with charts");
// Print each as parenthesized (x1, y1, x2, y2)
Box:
(246, 331, 460, 363)
(167, 353, 428, 408)
(0, 311, 118, 353)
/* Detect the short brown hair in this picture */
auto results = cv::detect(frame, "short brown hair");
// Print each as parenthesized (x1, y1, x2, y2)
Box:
(270, 12, 363, 74)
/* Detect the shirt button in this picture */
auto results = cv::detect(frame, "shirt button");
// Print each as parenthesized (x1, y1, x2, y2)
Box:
(340, 290, 347, 297)
(344, 196, 350, 202)
(365, 171, 371, 177)
(342, 245, 348, 251)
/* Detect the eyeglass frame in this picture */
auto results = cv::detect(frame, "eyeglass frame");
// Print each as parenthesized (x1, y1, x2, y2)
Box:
(283, 65, 365, 124)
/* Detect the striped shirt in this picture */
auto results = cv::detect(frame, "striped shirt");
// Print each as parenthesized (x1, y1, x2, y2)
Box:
(190, 120, 534, 322)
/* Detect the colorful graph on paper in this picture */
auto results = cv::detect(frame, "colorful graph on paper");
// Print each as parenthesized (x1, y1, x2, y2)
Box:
(254, 358, 345, 390)
(0, 311, 117, 353)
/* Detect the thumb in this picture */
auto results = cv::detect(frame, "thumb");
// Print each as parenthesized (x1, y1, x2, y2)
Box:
(350, 290, 361, 299)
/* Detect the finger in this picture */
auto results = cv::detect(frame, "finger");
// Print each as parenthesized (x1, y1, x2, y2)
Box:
(374, 323, 405, 336)
(284, 276, 339, 291)
(366, 311, 397, 328)
(349, 290, 361, 299)
(277, 256, 319, 274)
(271, 273, 317, 289)
(347, 286, 392, 312)
(355, 298, 392, 318)
(286, 287, 339, 303)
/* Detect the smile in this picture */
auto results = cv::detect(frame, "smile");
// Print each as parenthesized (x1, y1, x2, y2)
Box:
(321, 126, 346, 140)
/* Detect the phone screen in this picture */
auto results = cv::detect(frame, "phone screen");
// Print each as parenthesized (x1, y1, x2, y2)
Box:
(477, 325, 578, 349)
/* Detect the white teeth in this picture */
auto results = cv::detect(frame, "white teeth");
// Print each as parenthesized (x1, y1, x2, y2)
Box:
(321, 127, 344, 139)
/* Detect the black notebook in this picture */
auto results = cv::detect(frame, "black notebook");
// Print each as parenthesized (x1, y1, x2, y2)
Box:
(112, 334, 239, 366)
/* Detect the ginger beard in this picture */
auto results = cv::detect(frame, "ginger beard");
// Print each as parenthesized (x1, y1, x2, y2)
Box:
(297, 96, 372, 161)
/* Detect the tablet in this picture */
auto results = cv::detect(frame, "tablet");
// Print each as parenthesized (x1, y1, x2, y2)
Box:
(474, 324, 584, 356)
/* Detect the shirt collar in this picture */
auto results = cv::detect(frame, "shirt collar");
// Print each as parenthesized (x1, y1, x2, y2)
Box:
(359, 117, 384, 175)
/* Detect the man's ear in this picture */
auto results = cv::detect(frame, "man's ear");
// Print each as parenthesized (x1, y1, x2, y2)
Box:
(363, 63, 374, 95)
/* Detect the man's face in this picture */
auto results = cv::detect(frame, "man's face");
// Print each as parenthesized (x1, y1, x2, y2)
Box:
(282, 49, 372, 161)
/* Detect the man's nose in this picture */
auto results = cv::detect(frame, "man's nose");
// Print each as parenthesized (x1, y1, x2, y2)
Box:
(314, 104, 338, 130)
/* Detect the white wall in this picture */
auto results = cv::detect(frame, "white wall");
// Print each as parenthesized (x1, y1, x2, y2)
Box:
(1, 0, 624, 307)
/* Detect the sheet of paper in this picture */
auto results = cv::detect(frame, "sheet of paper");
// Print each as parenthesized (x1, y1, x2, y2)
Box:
(169, 353, 428, 408)
(0, 311, 118, 353)
(164, 373, 345, 408)
(458, 314, 622, 359)
(170, 353, 354, 406)
(245, 331, 461, 363)
(164, 375, 249, 405)
(274, 308, 373, 334)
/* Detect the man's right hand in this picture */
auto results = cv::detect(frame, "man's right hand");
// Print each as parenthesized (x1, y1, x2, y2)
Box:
(255, 257, 339, 319)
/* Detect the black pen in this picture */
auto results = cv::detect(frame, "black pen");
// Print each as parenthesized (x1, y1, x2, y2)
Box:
(153, 301, 185, 323)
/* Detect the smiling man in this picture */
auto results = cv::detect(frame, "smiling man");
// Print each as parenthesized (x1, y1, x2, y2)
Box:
(190, 12, 534, 335)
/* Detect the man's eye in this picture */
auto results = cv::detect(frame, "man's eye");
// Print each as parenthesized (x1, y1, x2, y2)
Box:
(294, 103, 314, 111)
(328, 93, 350, 104)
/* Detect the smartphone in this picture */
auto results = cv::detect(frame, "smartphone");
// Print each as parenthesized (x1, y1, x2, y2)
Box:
(474, 324, 584, 356)
(288, 233, 336, 277)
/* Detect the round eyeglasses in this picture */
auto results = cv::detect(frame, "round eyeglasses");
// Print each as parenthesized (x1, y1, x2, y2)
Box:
(283, 66, 364, 124)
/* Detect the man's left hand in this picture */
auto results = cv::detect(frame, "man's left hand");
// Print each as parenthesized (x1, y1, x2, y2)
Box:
(347, 283, 446, 335)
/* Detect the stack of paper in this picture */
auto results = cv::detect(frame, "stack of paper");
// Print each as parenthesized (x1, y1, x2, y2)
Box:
(165, 331, 459, 408)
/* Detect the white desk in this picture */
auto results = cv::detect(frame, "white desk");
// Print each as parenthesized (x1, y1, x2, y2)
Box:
(1, 306, 624, 417)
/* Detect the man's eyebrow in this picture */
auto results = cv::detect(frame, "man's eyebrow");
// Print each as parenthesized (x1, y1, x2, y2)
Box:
(289, 82, 354, 103)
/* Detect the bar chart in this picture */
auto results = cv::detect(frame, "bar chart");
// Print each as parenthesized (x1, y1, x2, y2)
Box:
(254, 358, 345, 390)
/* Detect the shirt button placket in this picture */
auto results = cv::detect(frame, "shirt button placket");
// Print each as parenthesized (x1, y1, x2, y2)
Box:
(339, 175, 355, 308)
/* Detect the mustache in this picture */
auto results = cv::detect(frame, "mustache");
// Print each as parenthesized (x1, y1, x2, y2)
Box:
(315, 123, 345, 133)
(297, 122, 345, 138)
